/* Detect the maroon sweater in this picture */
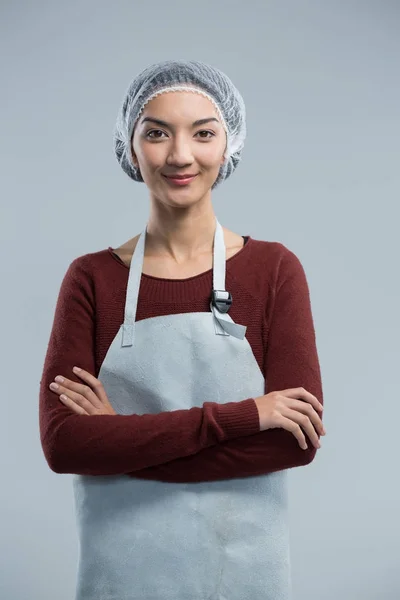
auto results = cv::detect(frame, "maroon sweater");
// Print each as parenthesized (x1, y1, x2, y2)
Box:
(39, 235, 324, 483)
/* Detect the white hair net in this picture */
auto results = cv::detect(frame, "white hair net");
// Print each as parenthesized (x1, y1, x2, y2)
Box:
(113, 60, 246, 189)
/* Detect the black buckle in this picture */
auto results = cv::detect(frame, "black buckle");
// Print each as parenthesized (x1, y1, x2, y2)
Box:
(211, 289, 232, 313)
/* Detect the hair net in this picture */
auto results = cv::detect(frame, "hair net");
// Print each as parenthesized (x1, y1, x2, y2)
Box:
(113, 60, 246, 189)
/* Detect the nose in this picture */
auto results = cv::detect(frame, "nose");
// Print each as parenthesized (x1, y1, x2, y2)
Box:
(165, 135, 194, 167)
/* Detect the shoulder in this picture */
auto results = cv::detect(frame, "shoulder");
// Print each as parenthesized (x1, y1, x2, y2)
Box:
(61, 247, 115, 287)
(248, 237, 305, 284)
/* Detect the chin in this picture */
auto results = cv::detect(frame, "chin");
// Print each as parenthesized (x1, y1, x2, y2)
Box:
(162, 190, 207, 207)
(164, 193, 202, 205)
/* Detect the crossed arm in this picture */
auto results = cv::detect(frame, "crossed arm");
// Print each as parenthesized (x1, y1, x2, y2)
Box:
(40, 249, 323, 480)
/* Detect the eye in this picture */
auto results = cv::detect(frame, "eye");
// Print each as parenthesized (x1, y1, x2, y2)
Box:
(145, 129, 215, 140)
(196, 130, 215, 139)
(146, 129, 167, 139)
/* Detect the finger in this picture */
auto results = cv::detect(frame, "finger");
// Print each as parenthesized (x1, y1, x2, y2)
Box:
(285, 387, 323, 413)
(59, 393, 89, 415)
(274, 415, 308, 450)
(282, 407, 321, 449)
(72, 368, 110, 407)
(55, 377, 104, 411)
(287, 399, 325, 436)
(55, 385, 98, 415)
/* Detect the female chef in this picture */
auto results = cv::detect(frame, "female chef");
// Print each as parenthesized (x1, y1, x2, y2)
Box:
(40, 59, 325, 600)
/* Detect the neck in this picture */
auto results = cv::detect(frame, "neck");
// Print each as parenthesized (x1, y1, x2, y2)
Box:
(145, 199, 218, 262)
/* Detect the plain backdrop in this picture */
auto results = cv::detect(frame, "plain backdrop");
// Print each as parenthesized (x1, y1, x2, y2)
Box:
(1, 1, 399, 599)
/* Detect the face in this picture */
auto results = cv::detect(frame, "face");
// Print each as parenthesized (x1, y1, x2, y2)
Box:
(130, 91, 227, 207)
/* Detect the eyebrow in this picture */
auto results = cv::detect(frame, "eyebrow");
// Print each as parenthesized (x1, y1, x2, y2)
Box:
(140, 116, 220, 128)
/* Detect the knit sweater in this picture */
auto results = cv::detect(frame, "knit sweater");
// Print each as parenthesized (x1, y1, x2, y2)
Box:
(39, 234, 324, 483)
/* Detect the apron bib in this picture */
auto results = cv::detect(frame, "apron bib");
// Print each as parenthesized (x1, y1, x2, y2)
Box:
(73, 218, 291, 600)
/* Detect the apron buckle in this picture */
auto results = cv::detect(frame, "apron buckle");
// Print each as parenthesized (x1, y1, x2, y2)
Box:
(211, 289, 232, 313)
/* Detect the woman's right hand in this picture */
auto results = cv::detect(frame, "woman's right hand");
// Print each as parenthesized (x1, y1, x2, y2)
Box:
(254, 387, 325, 450)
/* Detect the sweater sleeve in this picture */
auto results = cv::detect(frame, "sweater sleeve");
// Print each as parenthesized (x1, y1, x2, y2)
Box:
(124, 246, 324, 482)
(39, 259, 261, 476)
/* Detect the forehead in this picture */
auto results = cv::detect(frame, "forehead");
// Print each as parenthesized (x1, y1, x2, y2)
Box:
(140, 91, 220, 122)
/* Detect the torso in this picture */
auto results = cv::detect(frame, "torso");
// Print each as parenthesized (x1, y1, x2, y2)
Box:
(111, 228, 245, 279)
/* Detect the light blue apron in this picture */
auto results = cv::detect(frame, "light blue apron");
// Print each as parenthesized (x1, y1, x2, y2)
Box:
(73, 218, 291, 600)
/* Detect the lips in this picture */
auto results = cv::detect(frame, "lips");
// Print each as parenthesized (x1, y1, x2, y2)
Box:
(162, 174, 198, 186)
(163, 174, 198, 179)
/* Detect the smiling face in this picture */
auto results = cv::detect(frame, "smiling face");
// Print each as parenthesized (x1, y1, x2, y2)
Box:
(130, 91, 227, 208)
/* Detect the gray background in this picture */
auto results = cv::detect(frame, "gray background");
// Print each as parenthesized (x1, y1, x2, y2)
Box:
(1, 1, 399, 599)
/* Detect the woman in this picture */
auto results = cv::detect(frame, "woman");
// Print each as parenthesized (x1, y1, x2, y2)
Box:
(39, 59, 325, 600)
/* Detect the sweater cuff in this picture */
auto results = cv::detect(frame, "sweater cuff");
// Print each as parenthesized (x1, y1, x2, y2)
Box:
(216, 398, 260, 440)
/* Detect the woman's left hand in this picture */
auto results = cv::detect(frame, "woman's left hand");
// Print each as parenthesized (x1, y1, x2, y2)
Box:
(49, 367, 117, 416)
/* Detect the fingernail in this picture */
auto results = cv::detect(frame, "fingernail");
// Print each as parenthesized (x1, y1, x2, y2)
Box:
(73, 366, 81, 372)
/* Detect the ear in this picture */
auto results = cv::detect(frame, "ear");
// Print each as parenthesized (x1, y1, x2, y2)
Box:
(130, 135, 139, 168)
(131, 148, 139, 169)
(221, 141, 228, 164)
